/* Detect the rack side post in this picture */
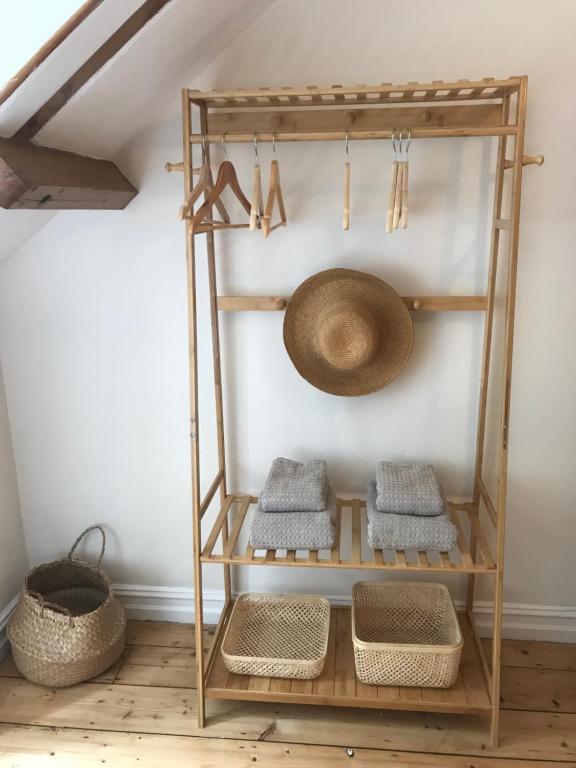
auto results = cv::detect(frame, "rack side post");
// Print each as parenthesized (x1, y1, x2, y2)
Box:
(489, 76, 528, 749)
(199, 103, 232, 605)
(471, 95, 511, 521)
(182, 88, 206, 728)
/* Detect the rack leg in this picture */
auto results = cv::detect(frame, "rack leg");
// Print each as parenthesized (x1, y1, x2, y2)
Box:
(182, 89, 206, 729)
(489, 77, 528, 751)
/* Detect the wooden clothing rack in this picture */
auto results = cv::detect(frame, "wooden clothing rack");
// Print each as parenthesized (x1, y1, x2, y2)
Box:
(173, 77, 541, 748)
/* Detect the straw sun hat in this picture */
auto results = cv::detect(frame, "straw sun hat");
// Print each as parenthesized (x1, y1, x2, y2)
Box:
(283, 268, 413, 397)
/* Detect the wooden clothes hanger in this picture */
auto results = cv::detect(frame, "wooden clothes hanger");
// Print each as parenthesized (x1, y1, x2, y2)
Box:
(261, 137, 287, 238)
(189, 138, 252, 234)
(179, 140, 230, 224)
(250, 135, 264, 231)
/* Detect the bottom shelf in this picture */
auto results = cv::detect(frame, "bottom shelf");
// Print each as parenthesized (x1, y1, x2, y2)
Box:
(205, 606, 492, 715)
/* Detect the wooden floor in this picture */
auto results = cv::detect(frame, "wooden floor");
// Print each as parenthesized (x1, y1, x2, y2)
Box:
(0, 620, 575, 767)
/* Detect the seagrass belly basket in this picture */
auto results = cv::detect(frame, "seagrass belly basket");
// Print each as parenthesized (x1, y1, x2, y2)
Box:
(8, 526, 126, 687)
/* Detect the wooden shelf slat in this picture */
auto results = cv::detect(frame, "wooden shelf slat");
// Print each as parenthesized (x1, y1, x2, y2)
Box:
(201, 494, 495, 573)
(205, 608, 491, 715)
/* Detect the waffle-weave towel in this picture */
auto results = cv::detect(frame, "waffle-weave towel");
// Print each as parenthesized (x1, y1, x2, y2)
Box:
(367, 481, 456, 551)
(250, 488, 336, 549)
(376, 462, 444, 515)
(260, 457, 329, 512)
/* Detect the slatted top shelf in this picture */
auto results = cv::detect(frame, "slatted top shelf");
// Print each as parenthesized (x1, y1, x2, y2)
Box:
(188, 77, 522, 108)
(201, 495, 496, 574)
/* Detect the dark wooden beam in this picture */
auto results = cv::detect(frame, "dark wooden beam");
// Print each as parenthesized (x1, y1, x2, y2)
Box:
(0, 0, 104, 108)
(14, 0, 173, 141)
(0, 138, 137, 210)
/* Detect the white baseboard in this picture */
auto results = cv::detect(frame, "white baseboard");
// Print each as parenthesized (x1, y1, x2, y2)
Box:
(114, 584, 576, 643)
(0, 594, 19, 661)
(2, 587, 575, 649)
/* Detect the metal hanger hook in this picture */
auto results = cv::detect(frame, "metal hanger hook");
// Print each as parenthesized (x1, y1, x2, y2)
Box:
(345, 132, 350, 159)
(253, 133, 259, 163)
(392, 130, 401, 159)
(272, 134, 277, 159)
(221, 133, 229, 160)
(401, 129, 411, 158)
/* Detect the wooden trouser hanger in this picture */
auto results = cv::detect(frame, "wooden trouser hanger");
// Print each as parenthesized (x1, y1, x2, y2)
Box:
(387, 131, 410, 232)
(250, 135, 264, 230)
(343, 133, 350, 230)
(386, 133, 400, 233)
(399, 130, 410, 229)
(262, 135, 287, 238)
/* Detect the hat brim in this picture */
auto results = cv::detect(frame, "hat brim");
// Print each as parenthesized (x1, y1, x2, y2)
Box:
(283, 268, 413, 397)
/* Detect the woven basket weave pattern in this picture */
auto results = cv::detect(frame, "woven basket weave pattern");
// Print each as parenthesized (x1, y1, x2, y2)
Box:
(8, 527, 126, 687)
(352, 581, 462, 688)
(222, 593, 330, 679)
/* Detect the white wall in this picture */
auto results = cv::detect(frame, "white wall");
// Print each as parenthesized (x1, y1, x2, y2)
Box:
(0, 357, 27, 612)
(0, 0, 575, 628)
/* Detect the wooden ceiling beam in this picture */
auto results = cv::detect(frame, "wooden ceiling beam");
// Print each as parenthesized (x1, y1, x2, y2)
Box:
(14, 0, 172, 141)
(0, 138, 137, 210)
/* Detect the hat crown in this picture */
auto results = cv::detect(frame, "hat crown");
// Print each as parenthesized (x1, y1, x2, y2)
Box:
(317, 301, 379, 371)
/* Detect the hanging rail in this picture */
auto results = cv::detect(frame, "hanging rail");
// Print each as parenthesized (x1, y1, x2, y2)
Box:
(189, 126, 517, 143)
(166, 153, 543, 173)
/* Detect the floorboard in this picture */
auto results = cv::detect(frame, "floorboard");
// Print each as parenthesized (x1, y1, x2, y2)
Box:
(1, 620, 575, 766)
(2, 725, 573, 768)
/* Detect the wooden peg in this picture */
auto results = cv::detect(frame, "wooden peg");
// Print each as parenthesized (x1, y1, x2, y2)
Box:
(165, 161, 203, 174)
(412, 299, 423, 310)
(504, 154, 544, 170)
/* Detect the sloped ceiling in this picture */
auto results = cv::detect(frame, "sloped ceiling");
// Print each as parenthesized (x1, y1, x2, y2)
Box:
(0, 0, 275, 261)
(36, 0, 276, 158)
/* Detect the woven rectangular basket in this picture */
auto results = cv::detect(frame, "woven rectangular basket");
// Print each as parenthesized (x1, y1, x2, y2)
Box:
(351, 581, 462, 688)
(221, 593, 331, 680)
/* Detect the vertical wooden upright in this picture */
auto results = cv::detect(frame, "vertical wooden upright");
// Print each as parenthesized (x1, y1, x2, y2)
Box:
(199, 104, 232, 604)
(182, 88, 205, 728)
(468, 96, 510, 612)
(489, 76, 527, 747)
(470, 78, 528, 747)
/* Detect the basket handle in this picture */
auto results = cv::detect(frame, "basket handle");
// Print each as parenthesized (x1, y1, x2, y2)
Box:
(28, 590, 74, 626)
(67, 525, 106, 568)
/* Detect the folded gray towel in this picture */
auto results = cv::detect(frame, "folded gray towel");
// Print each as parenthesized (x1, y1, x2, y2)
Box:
(367, 481, 457, 551)
(250, 488, 336, 550)
(260, 457, 329, 512)
(376, 462, 444, 515)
